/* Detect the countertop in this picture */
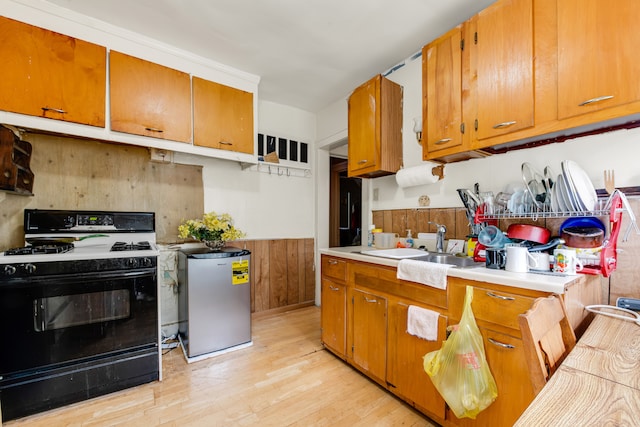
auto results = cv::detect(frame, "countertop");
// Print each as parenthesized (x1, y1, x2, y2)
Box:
(514, 312, 640, 425)
(320, 246, 585, 294)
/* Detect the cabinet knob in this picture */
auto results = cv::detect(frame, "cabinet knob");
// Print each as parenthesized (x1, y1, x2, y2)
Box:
(488, 337, 515, 349)
(41, 107, 67, 114)
(492, 121, 517, 129)
(578, 95, 614, 106)
(486, 291, 515, 301)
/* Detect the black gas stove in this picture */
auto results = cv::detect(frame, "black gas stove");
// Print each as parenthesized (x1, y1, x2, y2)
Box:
(0, 209, 160, 421)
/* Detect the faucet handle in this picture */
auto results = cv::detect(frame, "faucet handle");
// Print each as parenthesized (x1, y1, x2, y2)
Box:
(428, 221, 447, 233)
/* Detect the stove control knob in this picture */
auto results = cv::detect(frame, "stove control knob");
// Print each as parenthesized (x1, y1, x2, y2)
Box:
(24, 264, 37, 274)
(140, 257, 152, 267)
(4, 265, 16, 276)
(127, 258, 139, 268)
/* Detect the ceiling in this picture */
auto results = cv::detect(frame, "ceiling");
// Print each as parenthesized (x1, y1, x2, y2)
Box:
(45, 0, 495, 113)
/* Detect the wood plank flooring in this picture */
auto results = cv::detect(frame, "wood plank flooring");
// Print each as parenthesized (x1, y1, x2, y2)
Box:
(5, 306, 437, 426)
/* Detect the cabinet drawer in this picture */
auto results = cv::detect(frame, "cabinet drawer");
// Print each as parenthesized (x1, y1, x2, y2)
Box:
(321, 255, 346, 282)
(449, 282, 535, 330)
(472, 288, 535, 329)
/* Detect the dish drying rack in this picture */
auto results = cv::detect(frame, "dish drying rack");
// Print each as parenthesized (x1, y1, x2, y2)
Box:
(475, 191, 638, 277)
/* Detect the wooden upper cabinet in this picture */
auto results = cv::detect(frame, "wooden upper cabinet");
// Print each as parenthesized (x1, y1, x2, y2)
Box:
(474, 0, 534, 141)
(109, 51, 191, 143)
(0, 16, 106, 127)
(348, 75, 403, 178)
(557, 0, 640, 119)
(423, 25, 464, 157)
(193, 77, 254, 154)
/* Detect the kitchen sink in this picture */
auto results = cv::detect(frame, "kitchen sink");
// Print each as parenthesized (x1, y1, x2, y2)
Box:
(419, 253, 483, 268)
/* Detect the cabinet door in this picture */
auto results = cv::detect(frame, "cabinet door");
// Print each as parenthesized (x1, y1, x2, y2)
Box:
(347, 75, 402, 178)
(110, 51, 191, 143)
(193, 77, 254, 154)
(352, 288, 387, 383)
(0, 16, 106, 127)
(451, 329, 535, 427)
(321, 278, 346, 358)
(475, 0, 534, 141)
(386, 300, 447, 419)
(348, 77, 380, 175)
(557, 0, 640, 119)
(423, 26, 463, 156)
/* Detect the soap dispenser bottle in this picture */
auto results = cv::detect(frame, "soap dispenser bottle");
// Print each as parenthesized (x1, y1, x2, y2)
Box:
(405, 229, 414, 248)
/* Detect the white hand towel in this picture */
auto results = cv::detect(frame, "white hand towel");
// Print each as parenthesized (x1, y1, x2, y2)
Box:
(397, 259, 451, 290)
(407, 305, 439, 341)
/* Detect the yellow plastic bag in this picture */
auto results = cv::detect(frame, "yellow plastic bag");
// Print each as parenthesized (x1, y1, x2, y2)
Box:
(423, 286, 498, 419)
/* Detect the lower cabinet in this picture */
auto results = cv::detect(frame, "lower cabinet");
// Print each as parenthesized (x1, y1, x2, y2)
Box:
(320, 257, 600, 426)
(386, 298, 447, 419)
(351, 288, 387, 385)
(320, 278, 346, 358)
(449, 328, 535, 427)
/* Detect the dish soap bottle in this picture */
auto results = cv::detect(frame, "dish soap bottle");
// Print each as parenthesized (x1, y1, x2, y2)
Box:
(405, 229, 414, 248)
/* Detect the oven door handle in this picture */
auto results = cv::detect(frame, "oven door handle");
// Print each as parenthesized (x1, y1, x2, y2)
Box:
(8, 268, 156, 287)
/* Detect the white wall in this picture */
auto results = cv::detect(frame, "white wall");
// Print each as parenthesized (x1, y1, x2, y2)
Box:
(174, 101, 317, 239)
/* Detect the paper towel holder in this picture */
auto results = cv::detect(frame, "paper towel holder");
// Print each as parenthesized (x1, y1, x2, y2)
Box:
(432, 165, 445, 180)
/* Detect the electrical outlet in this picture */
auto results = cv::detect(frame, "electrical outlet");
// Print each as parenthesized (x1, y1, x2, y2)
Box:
(373, 188, 379, 201)
(149, 148, 173, 163)
(418, 195, 430, 206)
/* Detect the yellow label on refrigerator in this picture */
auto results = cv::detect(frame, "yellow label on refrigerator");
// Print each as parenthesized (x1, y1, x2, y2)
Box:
(232, 260, 249, 285)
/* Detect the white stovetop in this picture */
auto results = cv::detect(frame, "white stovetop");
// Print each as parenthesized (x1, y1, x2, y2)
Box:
(320, 246, 584, 295)
(1, 233, 159, 264)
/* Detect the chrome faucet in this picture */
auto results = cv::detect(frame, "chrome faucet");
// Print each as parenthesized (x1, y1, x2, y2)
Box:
(429, 222, 447, 253)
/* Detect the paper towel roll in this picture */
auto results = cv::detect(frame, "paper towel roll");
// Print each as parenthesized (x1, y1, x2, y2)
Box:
(395, 164, 444, 188)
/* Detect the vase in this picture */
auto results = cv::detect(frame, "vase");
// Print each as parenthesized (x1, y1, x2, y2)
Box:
(203, 240, 225, 250)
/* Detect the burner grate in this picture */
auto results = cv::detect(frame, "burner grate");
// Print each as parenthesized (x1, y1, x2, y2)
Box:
(4, 243, 75, 256)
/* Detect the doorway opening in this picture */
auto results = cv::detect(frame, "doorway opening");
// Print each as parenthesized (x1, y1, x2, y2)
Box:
(329, 157, 362, 247)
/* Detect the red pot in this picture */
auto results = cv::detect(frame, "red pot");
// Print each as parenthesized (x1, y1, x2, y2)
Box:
(506, 224, 551, 244)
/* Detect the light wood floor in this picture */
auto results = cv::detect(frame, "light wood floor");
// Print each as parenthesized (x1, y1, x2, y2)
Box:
(5, 306, 437, 426)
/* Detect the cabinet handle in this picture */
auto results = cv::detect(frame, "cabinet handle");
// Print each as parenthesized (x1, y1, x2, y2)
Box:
(578, 95, 614, 106)
(488, 338, 515, 349)
(357, 159, 368, 165)
(41, 107, 66, 114)
(145, 127, 164, 133)
(492, 121, 517, 129)
(364, 297, 377, 303)
(328, 259, 338, 265)
(219, 141, 233, 146)
(329, 285, 340, 291)
(435, 138, 452, 145)
(486, 291, 515, 301)
(398, 302, 409, 307)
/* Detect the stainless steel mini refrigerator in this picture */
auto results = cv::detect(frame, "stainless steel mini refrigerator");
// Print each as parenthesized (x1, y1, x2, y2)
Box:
(178, 247, 251, 360)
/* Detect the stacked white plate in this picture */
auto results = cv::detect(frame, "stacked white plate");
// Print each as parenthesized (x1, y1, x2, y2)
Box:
(555, 160, 597, 213)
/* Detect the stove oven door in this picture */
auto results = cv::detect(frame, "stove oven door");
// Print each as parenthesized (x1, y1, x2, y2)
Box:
(0, 267, 158, 420)
(0, 268, 157, 374)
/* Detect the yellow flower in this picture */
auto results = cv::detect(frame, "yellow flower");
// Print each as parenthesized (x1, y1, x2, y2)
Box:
(178, 211, 245, 242)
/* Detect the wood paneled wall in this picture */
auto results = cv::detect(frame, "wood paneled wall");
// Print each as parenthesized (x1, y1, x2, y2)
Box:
(610, 197, 640, 302)
(241, 238, 315, 314)
(372, 208, 473, 240)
